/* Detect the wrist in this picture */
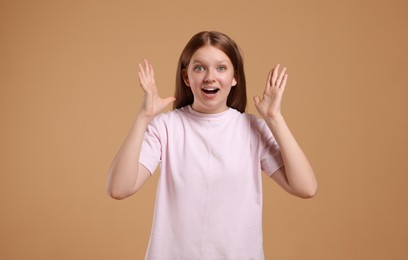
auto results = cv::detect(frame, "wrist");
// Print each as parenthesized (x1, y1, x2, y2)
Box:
(136, 109, 155, 123)
(265, 113, 285, 126)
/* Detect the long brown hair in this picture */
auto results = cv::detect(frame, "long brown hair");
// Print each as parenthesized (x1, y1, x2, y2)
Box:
(173, 31, 247, 113)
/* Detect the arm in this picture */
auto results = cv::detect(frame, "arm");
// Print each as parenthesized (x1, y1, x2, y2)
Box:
(106, 59, 175, 200)
(254, 65, 317, 199)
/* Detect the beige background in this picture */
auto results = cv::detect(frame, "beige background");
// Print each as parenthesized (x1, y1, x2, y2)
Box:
(1, 0, 407, 259)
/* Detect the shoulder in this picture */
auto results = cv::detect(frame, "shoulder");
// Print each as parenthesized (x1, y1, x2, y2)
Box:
(226, 108, 255, 121)
(150, 107, 186, 123)
(147, 107, 191, 134)
(239, 112, 276, 142)
(227, 110, 272, 140)
(236, 111, 267, 130)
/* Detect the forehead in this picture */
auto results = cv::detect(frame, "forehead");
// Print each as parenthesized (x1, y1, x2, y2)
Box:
(190, 45, 232, 64)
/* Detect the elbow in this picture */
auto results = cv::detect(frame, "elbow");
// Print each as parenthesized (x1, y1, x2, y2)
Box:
(106, 170, 138, 200)
(107, 189, 128, 200)
(106, 185, 136, 200)
(298, 185, 318, 199)
(296, 173, 318, 199)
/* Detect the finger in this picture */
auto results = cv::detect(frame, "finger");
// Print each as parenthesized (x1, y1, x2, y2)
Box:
(265, 70, 273, 88)
(253, 96, 261, 106)
(163, 96, 176, 106)
(138, 70, 142, 81)
(271, 64, 280, 86)
(149, 63, 154, 79)
(138, 65, 147, 87)
(276, 67, 287, 87)
(144, 59, 150, 75)
(138, 62, 145, 77)
(138, 71, 147, 90)
(280, 74, 288, 92)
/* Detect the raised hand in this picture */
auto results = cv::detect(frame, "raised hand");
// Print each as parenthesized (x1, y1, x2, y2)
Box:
(138, 59, 175, 118)
(253, 64, 288, 120)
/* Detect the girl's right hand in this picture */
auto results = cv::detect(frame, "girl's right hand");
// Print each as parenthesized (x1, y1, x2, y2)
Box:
(137, 59, 175, 118)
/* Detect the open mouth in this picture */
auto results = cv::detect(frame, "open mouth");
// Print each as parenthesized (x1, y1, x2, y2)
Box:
(202, 88, 220, 94)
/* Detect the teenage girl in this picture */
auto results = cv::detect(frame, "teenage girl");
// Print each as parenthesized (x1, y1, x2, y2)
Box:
(107, 31, 317, 260)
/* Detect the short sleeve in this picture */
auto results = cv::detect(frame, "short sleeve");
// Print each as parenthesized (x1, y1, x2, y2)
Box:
(255, 119, 284, 176)
(139, 118, 162, 175)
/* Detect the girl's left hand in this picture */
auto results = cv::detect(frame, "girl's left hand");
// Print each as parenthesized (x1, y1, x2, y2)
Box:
(253, 64, 288, 120)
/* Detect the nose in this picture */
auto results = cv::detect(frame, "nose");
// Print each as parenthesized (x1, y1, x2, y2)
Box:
(204, 69, 216, 83)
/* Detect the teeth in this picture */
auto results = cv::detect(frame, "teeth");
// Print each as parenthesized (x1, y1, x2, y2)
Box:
(202, 88, 219, 94)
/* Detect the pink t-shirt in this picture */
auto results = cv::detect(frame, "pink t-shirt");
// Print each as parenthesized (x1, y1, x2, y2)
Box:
(140, 106, 284, 260)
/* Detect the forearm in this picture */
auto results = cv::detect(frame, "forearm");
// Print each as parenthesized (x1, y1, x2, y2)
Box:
(106, 111, 152, 199)
(266, 114, 318, 198)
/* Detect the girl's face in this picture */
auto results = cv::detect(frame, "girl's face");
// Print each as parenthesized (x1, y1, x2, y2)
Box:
(184, 45, 237, 114)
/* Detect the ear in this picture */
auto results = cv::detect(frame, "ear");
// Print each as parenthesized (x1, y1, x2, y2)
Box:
(232, 76, 237, 87)
(182, 69, 190, 86)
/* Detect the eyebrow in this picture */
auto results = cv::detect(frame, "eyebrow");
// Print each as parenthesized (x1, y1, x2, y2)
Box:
(190, 59, 230, 64)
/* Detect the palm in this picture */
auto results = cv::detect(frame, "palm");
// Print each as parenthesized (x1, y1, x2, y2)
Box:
(138, 59, 175, 117)
(254, 64, 288, 119)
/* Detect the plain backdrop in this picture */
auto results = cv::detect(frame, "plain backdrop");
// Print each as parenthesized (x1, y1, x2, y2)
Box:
(1, 0, 407, 259)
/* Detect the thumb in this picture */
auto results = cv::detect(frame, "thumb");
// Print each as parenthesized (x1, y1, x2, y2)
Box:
(253, 96, 261, 106)
(163, 96, 176, 106)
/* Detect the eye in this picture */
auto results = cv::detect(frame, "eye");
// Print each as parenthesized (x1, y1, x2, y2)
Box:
(193, 65, 205, 72)
(217, 65, 227, 72)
